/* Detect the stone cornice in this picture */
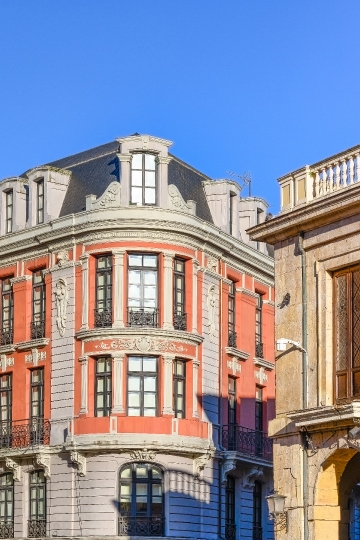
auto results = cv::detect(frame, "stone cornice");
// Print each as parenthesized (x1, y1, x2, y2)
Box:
(75, 327, 204, 347)
(225, 347, 250, 361)
(287, 400, 360, 428)
(253, 357, 275, 371)
(16, 338, 50, 351)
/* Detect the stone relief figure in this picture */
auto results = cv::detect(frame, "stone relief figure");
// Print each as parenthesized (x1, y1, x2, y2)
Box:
(54, 278, 69, 337)
(207, 284, 216, 342)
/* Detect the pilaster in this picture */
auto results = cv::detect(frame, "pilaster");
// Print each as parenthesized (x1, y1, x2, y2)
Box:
(162, 354, 175, 415)
(113, 250, 126, 328)
(192, 259, 200, 333)
(192, 359, 200, 418)
(79, 355, 88, 414)
(118, 153, 132, 206)
(163, 252, 175, 330)
(80, 253, 90, 330)
(111, 353, 125, 414)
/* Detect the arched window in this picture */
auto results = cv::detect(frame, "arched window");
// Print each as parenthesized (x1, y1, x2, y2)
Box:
(119, 463, 164, 537)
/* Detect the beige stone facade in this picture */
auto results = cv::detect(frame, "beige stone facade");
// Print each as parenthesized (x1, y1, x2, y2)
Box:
(249, 145, 360, 540)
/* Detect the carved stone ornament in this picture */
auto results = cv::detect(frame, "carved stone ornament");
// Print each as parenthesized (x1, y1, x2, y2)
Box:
(168, 185, 196, 215)
(94, 337, 187, 354)
(227, 358, 241, 374)
(255, 367, 268, 385)
(34, 453, 51, 479)
(243, 466, 264, 489)
(221, 458, 237, 484)
(0, 354, 14, 372)
(25, 349, 46, 365)
(54, 278, 69, 337)
(5, 457, 21, 481)
(206, 257, 218, 272)
(129, 449, 157, 461)
(93, 182, 121, 209)
(193, 453, 213, 478)
(207, 285, 217, 342)
(70, 450, 86, 476)
(56, 250, 69, 267)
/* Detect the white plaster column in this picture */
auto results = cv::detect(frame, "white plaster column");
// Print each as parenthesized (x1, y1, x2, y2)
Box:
(162, 354, 175, 415)
(156, 156, 171, 208)
(113, 250, 126, 328)
(112, 353, 125, 413)
(163, 252, 175, 330)
(118, 153, 132, 206)
(192, 259, 200, 333)
(79, 356, 88, 414)
(80, 253, 90, 330)
(192, 359, 200, 418)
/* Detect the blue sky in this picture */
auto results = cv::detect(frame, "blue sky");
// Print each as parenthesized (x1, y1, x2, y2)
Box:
(1, 1, 360, 213)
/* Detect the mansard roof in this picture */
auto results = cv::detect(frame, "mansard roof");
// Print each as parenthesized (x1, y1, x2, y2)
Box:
(39, 139, 214, 223)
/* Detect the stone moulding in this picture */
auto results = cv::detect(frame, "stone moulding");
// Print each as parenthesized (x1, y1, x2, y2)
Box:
(16, 338, 50, 351)
(253, 357, 275, 371)
(70, 450, 86, 476)
(243, 466, 264, 489)
(193, 451, 214, 478)
(287, 400, 360, 428)
(75, 327, 204, 347)
(5, 457, 21, 481)
(225, 347, 250, 361)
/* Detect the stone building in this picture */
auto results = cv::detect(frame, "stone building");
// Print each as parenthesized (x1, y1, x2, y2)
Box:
(250, 144, 360, 540)
(0, 133, 274, 539)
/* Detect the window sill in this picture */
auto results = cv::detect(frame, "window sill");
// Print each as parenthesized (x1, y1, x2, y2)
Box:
(225, 347, 249, 361)
(16, 338, 50, 351)
(288, 400, 360, 428)
(253, 357, 275, 371)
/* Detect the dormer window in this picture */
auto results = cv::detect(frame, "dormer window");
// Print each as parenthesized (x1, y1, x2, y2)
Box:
(5, 190, 13, 234)
(36, 179, 44, 224)
(131, 153, 156, 205)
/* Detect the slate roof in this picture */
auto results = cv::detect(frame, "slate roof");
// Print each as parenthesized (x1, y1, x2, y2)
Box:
(42, 139, 214, 223)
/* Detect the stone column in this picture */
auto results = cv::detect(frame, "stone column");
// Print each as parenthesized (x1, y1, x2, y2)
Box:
(156, 156, 171, 208)
(192, 259, 200, 333)
(113, 250, 126, 328)
(79, 356, 88, 414)
(162, 355, 175, 415)
(163, 252, 175, 330)
(192, 359, 200, 418)
(118, 153, 132, 206)
(80, 253, 90, 330)
(112, 353, 125, 414)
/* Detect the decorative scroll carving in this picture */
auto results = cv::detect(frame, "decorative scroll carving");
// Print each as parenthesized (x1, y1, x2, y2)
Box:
(0, 355, 14, 372)
(255, 367, 268, 385)
(25, 349, 46, 365)
(5, 457, 21, 481)
(221, 457, 237, 484)
(54, 278, 69, 337)
(168, 185, 196, 215)
(34, 453, 51, 479)
(94, 337, 187, 354)
(207, 285, 216, 342)
(93, 182, 121, 209)
(206, 257, 218, 272)
(56, 250, 69, 267)
(227, 358, 241, 374)
(243, 466, 264, 489)
(129, 449, 157, 461)
(70, 450, 86, 476)
(193, 452, 213, 478)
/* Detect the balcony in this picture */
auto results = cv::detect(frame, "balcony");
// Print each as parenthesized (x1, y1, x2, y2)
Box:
(173, 312, 187, 331)
(0, 521, 14, 539)
(118, 516, 164, 536)
(0, 328, 13, 347)
(255, 342, 264, 358)
(228, 330, 237, 348)
(30, 320, 45, 340)
(94, 308, 112, 328)
(253, 526, 263, 540)
(127, 308, 158, 328)
(28, 519, 46, 538)
(0, 419, 50, 449)
(225, 523, 236, 540)
(222, 424, 273, 461)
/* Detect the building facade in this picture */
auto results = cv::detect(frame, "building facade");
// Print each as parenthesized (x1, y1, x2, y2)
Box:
(0, 134, 274, 539)
(250, 144, 360, 540)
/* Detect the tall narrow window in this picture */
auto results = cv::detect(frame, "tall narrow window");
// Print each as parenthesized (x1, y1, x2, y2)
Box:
(335, 267, 360, 401)
(131, 153, 156, 206)
(0, 374, 12, 432)
(119, 463, 164, 536)
(5, 191, 13, 234)
(95, 357, 112, 417)
(255, 294, 263, 358)
(255, 386, 264, 458)
(28, 470, 46, 538)
(31, 270, 45, 339)
(30, 368, 44, 442)
(95, 255, 112, 327)
(0, 473, 14, 538)
(228, 377, 236, 425)
(253, 481, 262, 540)
(228, 281, 236, 347)
(0, 278, 13, 346)
(127, 356, 157, 417)
(128, 254, 158, 327)
(36, 180, 44, 224)
(173, 258, 186, 330)
(173, 360, 186, 419)
(225, 476, 236, 540)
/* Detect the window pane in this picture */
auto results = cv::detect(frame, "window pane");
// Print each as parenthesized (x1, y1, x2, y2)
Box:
(132, 170, 143, 186)
(144, 394, 156, 407)
(128, 393, 140, 407)
(144, 377, 156, 391)
(353, 371, 360, 396)
(129, 270, 141, 283)
(129, 284, 141, 298)
(145, 154, 156, 170)
(120, 467, 131, 478)
(144, 286, 156, 299)
(143, 359, 156, 372)
(151, 467, 161, 479)
(144, 408, 156, 416)
(128, 358, 142, 371)
(128, 408, 140, 416)
(143, 256, 157, 267)
(145, 171, 155, 187)
(131, 187, 142, 204)
(128, 376, 141, 390)
(144, 271, 156, 285)
(145, 188, 156, 204)
(132, 154, 142, 169)
(136, 466, 147, 478)
(337, 374, 347, 399)
(129, 256, 142, 267)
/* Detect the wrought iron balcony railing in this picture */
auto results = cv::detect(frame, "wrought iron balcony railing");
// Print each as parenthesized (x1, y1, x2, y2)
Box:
(127, 308, 158, 328)
(253, 526, 263, 540)
(28, 519, 46, 538)
(173, 312, 187, 331)
(228, 330, 237, 348)
(0, 418, 50, 449)
(222, 424, 273, 461)
(255, 341, 264, 358)
(30, 320, 45, 340)
(94, 308, 112, 327)
(0, 327, 13, 347)
(118, 516, 164, 536)
(225, 523, 236, 540)
(0, 521, 14, 539)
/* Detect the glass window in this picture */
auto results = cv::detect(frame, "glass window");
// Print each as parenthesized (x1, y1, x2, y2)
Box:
(255, 293, 263, 358)
(31, 369, 44, 421)
(0, 473, 14, 527)
(228, 377, 236, 425)
(225, 476, 235, 526)
(95, 357, 112, 417)
(253, 481, 262, 537)
(173, 258, 186, 330)
(95, 255, 112, 327)
(5, 191, 13, 234)
(228, 281, 236, 347)
(31, 270, 46, 339)
(0, 278, 13, 346)
(128, 357, 157, 417)
(131, 153, 157, 206)
(36, 180, 44, 224)
(173, 360, 186, 419)
(29, 470, 46, 538)
(0, 374, 12, 426)
(128, 255, 158, 327)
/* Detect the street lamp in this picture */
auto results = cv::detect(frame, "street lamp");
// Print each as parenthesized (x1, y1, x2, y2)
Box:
(266, 491, 287, 531)
(276, 338, 306, 353)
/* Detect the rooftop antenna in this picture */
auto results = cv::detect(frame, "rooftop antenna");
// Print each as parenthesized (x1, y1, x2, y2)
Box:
(227, 171, 252, 198)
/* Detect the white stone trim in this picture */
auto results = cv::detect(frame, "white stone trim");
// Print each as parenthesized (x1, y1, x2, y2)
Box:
(163, 252, 175, 330)
(225, 347, 250, 361)
(113, 249, 126, 328)
(236, 287, 259, 299)
(192, 259, 199, 333)
(70, 450, 86, 476)
(80, 253, 89, 330)
(5, 457, 21, 481)
(253, 357, 275, 371)
(111, 353, 125, 414)
(79, 355, 88, 414)
(192, 359, 200, 418)
(162, 354, 175, 415)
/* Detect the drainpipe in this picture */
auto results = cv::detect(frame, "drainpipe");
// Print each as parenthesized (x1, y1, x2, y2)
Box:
(298, 232, 309, 540)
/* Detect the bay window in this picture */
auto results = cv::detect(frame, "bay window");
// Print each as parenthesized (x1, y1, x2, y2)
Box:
(131, 153, 156, 206)
(128, 254, 158, 327)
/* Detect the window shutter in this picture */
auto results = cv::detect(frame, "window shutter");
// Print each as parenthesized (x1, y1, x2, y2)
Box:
(335, 274, 349, 399)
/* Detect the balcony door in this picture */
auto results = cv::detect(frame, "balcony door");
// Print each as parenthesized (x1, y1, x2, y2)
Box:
(128, 254, 158, 327)
(0, 473, 14, 539)
(0, 375, 12, 448)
